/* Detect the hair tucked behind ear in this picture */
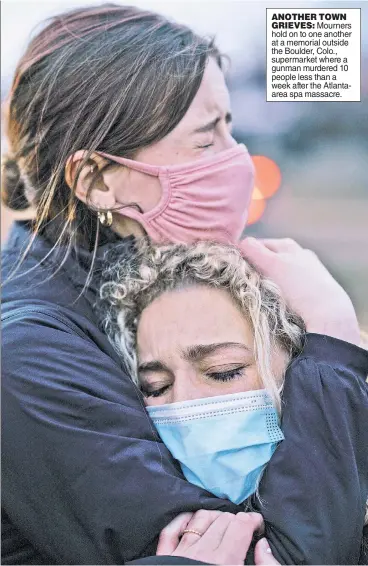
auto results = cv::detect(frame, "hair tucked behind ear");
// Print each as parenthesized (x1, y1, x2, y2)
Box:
(98, 240, 306, 413)
(2, 3, 222, 286)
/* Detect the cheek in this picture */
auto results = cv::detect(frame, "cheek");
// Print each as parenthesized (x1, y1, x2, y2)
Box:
(128, 171, 162, 211)
(112, 169, 162, 212)
(238, 366, 263, 392)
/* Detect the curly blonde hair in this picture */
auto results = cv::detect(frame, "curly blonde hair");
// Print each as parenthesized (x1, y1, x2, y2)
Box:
(98, 240, 306, 413)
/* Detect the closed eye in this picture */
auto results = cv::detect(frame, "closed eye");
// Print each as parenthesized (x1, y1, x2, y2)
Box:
(141, 383, 172, 398)
(196, 142, 214, 149)
(206, 366, 246, 382)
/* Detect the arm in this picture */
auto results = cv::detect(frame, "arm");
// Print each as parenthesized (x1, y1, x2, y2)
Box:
(256, 333, 368, 565)
(240, 238, 367, 564)
(2, 310, 238, 565)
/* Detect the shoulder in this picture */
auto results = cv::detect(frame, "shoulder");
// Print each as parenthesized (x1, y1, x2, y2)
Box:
(283, 334, 368, 444)
(2, 222, 96, 309)
(288, 332, 368, 388)
(2, 301, 125, 378)
(1, 301, 136, 420)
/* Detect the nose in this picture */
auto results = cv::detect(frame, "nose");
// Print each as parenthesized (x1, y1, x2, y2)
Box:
(170, 372, 204, 404)
(215, 127, 237, 152)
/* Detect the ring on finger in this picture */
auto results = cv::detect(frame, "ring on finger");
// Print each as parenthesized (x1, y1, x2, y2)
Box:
(182, 529, 203, 537)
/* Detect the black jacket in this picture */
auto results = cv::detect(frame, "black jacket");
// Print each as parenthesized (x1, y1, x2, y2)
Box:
(2, 221, 368, 565)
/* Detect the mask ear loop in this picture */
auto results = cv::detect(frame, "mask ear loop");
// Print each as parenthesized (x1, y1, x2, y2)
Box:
(96, 150, 161, 177)
(89, 161, 144, 221)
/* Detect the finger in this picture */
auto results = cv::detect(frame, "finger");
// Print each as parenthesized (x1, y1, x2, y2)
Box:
(180, 509, 223, 548)
(238, 238, 275, 274)
(217, 512, 263, 560)
(193, 512, 237, 550)
(259, 238, 302, 253)
(156, 512, 193, 555)
(237, 512, 265, 535)
(254, 538, 280, 565)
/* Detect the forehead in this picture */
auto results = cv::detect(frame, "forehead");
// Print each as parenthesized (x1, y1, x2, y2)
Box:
(171, 58, 231, 136)
(137, 286, 253, 361)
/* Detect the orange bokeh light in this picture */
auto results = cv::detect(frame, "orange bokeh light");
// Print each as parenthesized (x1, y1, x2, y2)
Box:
(248, 189, 266, 225)
(252, 156, 282, 199)
(251, 186, 264, 200)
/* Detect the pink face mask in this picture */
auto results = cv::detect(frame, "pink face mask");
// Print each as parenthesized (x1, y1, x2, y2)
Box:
(98, 144, 255, 244)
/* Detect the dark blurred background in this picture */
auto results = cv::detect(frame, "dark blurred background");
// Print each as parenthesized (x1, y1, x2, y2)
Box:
(1, 1, 367, 326)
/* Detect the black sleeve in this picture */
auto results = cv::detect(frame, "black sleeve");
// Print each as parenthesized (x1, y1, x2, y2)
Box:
(1, 311, 238, 565)
(256, 333, 368, 565)
(126, 557, 211, 565)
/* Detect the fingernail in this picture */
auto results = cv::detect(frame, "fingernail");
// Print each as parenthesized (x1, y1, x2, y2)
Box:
(260, 538, 272, 554)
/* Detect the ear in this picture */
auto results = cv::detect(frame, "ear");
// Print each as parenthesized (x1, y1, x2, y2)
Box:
(65, 150, 117, 210)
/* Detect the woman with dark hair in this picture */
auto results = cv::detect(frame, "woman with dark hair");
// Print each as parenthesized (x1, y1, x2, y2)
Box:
(1, 4, 367, 565)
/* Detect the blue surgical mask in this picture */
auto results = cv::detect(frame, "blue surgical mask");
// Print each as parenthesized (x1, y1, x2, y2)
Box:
(147, 390, 284, 504)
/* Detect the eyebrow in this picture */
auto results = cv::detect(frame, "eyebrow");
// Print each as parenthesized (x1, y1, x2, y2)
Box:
(192, 112, 232, 134)
(138, 342, 250, 376)
(138, 360, 169, 374)
(183, 342, 250, 362)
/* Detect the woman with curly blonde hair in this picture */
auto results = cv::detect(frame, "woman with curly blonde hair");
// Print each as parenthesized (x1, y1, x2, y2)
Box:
(98, 238, 368, 565)
(99, 240, 306, 413)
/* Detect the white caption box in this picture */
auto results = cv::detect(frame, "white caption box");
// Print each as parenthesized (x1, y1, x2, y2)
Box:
(266, 8, 361, 102)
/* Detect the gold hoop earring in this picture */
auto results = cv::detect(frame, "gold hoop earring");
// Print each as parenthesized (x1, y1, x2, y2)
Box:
(98, 210, 113, 227)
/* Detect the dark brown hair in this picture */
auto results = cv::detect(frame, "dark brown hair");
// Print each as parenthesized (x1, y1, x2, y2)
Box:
(1, 3, 220, 277)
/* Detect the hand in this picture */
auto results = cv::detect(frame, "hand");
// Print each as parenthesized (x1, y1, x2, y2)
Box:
(157, 509, 274, 565)
(239, 237, 360, 346)
(255, 537, 281, 565)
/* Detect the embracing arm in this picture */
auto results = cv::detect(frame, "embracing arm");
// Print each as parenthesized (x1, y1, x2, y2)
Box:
(256, 333, 368, 565)
(2, 310, 237, 565)
(240, 237, 367, 564)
